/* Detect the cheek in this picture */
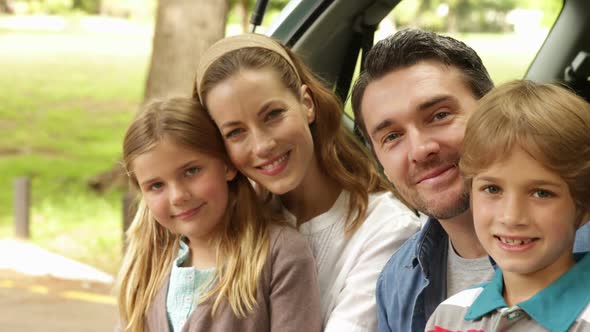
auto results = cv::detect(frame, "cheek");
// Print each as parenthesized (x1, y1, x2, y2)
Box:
(225, 142, 249, 169)
(144, 195, 168, 221)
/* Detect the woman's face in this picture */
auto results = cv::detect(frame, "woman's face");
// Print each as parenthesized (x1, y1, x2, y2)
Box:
(205, 68, 316, 195)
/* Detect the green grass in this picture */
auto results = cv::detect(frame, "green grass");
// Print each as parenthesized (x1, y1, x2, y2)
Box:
(0, 21, 547, 276)
(0, 27, 149, 275)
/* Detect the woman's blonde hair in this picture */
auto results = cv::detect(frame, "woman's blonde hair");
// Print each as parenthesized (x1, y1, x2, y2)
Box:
(461, 80, 590, 212)
(195, 36, 405, 235)
(117, 98, 275, 331)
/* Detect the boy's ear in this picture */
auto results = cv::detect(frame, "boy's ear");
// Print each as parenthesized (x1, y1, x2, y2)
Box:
(225, 164, 237, 181)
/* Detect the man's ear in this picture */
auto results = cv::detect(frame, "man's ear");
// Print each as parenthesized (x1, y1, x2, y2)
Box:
(300, 84, 315, 124)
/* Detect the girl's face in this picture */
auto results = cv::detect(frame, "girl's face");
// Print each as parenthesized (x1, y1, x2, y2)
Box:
(471, 145, 586, 283)
(205, 68, 316, 195)
(132, 139, 237, 243)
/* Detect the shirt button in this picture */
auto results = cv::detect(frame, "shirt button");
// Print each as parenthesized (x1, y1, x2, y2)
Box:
(185, 296, 191, 302)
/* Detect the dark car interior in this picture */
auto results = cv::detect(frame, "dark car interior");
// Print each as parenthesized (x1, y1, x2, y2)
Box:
(266, 0, 590, 105)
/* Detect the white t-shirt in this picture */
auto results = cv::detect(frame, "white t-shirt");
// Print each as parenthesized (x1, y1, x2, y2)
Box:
(283, 191, 421, 332)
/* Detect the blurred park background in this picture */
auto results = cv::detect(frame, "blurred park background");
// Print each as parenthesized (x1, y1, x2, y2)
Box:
(0, 0, 562, 276)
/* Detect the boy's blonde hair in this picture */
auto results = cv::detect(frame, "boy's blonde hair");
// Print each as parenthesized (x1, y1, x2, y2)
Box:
(461, 80, 590, 213)
(195, 34, 409, 236)
(117, 98, 277, 332)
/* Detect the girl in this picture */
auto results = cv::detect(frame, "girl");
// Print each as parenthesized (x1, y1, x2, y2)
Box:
(426, 80, 590, 331)
(194, 33, 422, 331)
(116, 97, 321, 332)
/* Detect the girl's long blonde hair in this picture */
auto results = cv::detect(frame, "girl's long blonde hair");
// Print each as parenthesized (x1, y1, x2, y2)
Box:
(117, 98, 275, 332)
(196, 37, 407, 236)
(461, 80, 590, 212)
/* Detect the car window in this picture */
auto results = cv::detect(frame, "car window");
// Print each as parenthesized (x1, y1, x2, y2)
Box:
(344, 0, 564, 118)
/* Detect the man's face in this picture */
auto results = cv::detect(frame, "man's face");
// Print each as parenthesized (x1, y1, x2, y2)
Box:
(360, 60, 479, 220)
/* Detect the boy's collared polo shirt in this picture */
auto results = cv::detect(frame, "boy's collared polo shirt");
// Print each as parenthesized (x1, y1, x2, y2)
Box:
(426, 253, 590, 332)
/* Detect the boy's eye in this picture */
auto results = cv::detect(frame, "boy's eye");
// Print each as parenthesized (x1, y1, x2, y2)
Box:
(532, 189, 553, 198)
(483, 185, 501, 195)
(185, 167, 200, 177)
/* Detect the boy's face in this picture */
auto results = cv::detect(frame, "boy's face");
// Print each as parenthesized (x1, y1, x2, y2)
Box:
(472, 145, 584, 281)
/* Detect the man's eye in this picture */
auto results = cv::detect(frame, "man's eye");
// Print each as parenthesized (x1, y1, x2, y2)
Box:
(533, 189, 553, 199)
(185, 167, 200, 177)
(483, 185, 501, 194)
(383, 132, 401, 143)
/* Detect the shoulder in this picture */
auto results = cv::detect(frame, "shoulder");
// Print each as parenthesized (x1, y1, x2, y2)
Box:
(378, 229, 422, 285)
(360, 191, 422, 234)
(426, 287, 484, 330)
(267, 224, 313, 261)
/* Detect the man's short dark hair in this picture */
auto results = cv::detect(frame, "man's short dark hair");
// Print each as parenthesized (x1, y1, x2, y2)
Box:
(351, 28, 494, 140)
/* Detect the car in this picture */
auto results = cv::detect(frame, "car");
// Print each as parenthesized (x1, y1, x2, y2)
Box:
(262, 0, 590, 111)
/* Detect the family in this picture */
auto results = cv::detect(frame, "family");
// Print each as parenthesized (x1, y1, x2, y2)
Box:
(115, 28, 590, 332)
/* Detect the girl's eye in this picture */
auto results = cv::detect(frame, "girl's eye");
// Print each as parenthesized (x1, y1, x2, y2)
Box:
(433, 111, 450, 121)
(533, 189, 553, 199)
(185, 167, 200, 177)
(483, 185, 501, 195)
(265, 109, 284, 121)
(150, 182, 164, 191)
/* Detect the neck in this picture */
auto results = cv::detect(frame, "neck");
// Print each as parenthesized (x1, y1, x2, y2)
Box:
(439, 209, 487, 259)
(280, 157, 341, 224)
(502, 252, 575, 306)
(184, 236, 216, 270)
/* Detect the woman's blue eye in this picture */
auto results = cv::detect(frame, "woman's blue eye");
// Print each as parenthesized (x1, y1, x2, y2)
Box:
(226, 128, 244, 139)
(266, 109, 284, 121)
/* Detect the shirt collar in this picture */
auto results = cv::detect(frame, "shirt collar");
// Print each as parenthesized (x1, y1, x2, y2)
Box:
(413, 217, 447, 276)
(466, 253, 590, 331)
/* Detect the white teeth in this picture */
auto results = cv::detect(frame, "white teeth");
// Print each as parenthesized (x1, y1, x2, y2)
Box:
(499, 237, 533, 245)
(260, 154, 288, 170)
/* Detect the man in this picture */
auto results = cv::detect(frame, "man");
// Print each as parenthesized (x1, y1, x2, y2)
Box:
(350, 28, 590, 332)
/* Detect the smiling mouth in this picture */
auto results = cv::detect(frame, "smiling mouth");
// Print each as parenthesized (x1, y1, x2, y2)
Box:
(257, 151, 290, 174)
(415, 165, 455, 185)
(173, 204, 204, 220)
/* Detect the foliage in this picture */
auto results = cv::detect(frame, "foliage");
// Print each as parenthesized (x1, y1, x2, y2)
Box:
(0, 28, 149, 273)
(391, 0, 562, 32)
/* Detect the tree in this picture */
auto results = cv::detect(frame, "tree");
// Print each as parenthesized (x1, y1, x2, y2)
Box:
(144, 0, 228, 101)
(89, 0, 229, 192)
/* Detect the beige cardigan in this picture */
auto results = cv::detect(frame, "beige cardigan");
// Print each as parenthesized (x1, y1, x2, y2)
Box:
(144, 224, 321, 332)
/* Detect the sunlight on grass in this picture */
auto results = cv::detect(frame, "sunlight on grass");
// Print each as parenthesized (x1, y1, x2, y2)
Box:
(1, 23, 149, 275)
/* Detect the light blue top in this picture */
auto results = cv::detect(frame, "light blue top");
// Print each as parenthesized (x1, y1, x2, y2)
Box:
(166, 239, 215, 332)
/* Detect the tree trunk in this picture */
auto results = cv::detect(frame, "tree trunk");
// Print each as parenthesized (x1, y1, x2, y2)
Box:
(237, 0, 250, 33)
(0, 0, 14, 14)
(88, 0, 228, 192)
(144, 0, 229, 101)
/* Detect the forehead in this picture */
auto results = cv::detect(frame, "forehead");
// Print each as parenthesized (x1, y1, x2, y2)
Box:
(361, 60, 476, 127)
(476, 145, 563, 183)
(205, 68, 297, 124)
